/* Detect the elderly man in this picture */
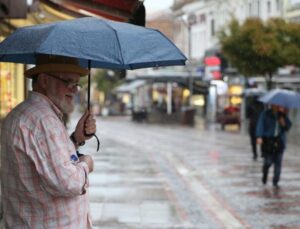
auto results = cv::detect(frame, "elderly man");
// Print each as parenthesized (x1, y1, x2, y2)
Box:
(1, 54, 96, 228)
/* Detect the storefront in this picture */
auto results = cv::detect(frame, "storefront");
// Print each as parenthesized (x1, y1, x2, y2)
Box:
(123, 72, 208, 124)
(0, 62, 24, 118)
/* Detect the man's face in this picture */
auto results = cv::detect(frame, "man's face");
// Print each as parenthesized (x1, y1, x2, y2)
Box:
(45, 72, 80, 114)
(278, 106, 288, 114)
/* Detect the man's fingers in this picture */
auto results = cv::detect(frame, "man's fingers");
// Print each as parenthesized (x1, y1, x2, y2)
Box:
(85, 125, 96, 134)
(79, 110, 90, 122)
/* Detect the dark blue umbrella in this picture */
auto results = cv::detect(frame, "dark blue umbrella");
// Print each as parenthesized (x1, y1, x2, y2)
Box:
(259, 89, 300, 109)
(0, 17, 187, 152)
(0, 17, 186, 109)
(0, 17, 186, 69)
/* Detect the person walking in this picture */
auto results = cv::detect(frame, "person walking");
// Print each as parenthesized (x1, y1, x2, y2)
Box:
(256, 105, 292, 188)
(1, 54, 96, 228)
(246, 97, 264, 160)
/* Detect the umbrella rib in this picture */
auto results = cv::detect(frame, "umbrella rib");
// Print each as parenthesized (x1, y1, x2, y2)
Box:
(36, 26, 57, 56)
(152, 28, 187, 62)
(103, 22, 126, 68)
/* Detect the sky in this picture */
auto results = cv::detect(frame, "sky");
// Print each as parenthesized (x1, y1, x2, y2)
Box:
(290, 0, 300, 4)
(144, 0, 174, 15)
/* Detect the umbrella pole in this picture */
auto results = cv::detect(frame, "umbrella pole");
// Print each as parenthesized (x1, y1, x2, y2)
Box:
(88, 60, 91, 110)
(86, 60, 100, 151)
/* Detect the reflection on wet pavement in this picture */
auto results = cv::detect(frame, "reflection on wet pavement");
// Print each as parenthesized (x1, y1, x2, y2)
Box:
(69, 114, 300, 229)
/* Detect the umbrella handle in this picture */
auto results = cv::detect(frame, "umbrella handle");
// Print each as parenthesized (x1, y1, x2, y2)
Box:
(84, 131, 100, 152)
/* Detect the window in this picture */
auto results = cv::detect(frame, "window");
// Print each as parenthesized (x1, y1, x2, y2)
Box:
(211, 19, 215, 37)
(276, 0, 280, 11)
(257, 0, 260, 16)
(267, 1, 271, 14)
(249, 3, 252, 16)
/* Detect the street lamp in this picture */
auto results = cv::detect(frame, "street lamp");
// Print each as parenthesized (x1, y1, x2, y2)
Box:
(181, 13, 196, 106)
(188, 14, 196, 106)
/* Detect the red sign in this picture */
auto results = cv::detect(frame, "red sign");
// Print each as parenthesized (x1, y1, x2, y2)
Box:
(204, 56, 221, 66)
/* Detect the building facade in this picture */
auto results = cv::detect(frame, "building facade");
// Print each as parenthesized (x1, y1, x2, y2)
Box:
(283, 0, 300, 22)
(173, 0, 284, 62)
(171, 0, 288, 122)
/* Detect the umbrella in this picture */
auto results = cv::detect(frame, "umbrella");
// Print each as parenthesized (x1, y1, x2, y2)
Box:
(259, 89, 300, 109)
(0, 17, 186, 69)
(0, 17, 187, 151)
(0, 17, 186, 107)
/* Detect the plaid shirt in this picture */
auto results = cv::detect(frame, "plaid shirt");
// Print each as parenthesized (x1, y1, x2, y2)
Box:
(1, 92, 92, 229)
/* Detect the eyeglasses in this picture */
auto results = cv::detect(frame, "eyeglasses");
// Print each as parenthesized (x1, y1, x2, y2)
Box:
(46, 73, 80, 89)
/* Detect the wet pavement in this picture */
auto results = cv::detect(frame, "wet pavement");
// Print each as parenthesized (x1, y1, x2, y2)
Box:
(69, 111, 300, 229)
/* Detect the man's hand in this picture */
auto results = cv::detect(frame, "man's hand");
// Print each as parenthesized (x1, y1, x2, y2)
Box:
(79, 155, 94, 173)
(256, 138, 263, 145)
(74, 110, 96, 144)
(279, 116, 286, 127)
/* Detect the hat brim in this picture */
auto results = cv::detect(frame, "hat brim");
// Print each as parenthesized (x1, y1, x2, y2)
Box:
(25, 63, 89, 78)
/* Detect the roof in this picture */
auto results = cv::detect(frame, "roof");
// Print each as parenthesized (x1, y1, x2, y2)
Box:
(134, 72, 203, 82)
(133, 72, 209, 94)
(114, 80, 146, 93)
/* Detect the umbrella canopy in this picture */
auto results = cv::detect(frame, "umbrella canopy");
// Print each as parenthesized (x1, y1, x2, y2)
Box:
(259, 89, 300, 109)
(0, 17, 186, 152)
(0, 17, 187, 69)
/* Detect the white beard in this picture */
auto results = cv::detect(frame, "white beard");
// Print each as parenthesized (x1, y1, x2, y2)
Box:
(47, 87, 74, 114)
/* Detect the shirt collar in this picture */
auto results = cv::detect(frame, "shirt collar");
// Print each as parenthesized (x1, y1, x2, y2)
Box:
(29, 91, 64, 120)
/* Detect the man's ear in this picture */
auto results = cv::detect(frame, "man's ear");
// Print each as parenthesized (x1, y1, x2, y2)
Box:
(37, 73, 49, 89)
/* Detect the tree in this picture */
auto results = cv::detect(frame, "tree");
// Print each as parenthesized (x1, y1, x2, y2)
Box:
(269, 18, 300, 67)
(93, 69, 123, 99)
(218, 17, 300, 90)
(78, 69, 123, 107)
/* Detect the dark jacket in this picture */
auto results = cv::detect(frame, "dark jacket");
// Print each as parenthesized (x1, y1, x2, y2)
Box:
(246, 100, 264, 130)
(256, 109, 292, 147)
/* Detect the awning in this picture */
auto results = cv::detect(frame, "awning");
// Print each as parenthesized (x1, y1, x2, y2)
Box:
(134, 72, 209, 95)
(41, 0, 143, 21)
(134, 72, 203, 82)
(1, 0, 144, 34)
(114, 80, 146, 93)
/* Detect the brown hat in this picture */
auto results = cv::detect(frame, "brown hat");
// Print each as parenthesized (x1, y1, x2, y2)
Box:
(25, 54, 89, 78)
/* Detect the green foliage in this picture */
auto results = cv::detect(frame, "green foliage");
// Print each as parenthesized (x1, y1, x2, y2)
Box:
(93, 69, 123, 95)
(269, 18, 300, 67)
(218, 17, 300, 88)
(78, 69, 123, 101)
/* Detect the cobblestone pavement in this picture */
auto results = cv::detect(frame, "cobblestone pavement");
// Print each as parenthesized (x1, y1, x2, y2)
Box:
(69, 112, 300, 229)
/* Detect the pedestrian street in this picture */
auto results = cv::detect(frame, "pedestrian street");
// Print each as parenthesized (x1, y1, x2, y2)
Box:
(69, 111, 300, 229)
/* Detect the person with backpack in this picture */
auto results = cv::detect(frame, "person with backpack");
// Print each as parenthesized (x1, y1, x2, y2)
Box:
(256, 105, 292, 187)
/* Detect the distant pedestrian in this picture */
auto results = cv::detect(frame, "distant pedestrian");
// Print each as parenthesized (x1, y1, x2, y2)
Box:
(246, 97, 264, 160)
(256, 105, 292, 187)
